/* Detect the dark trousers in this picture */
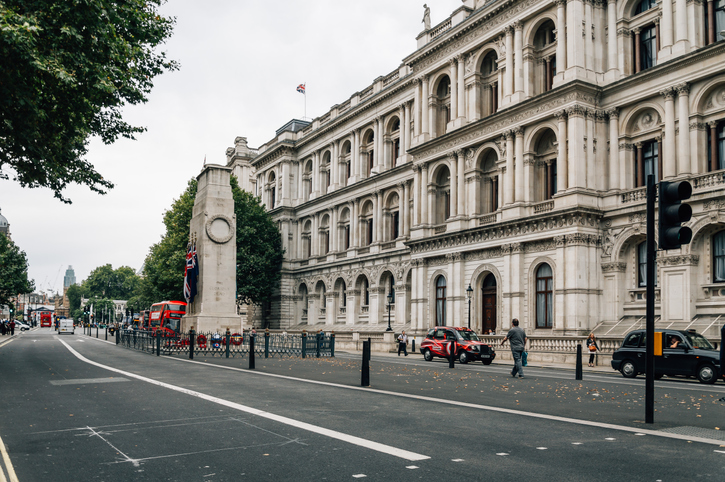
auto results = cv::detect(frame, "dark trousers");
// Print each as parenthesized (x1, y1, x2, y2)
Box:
(398, 342, 408, 356)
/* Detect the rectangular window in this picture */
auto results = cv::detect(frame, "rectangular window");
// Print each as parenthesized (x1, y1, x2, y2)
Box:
(393, 211, 400, 239)
(367, 219, 373, 246)
(640, 25, 657, 70)
(643, 140, 659, 182)
(714, 232, 725, 283)
(344, 225, 350, 250)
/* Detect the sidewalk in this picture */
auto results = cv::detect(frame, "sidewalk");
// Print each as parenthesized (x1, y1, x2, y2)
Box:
(343, 348, 614, 373)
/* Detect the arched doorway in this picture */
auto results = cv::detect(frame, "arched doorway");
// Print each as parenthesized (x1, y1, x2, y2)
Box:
(481, 273, 496, 333)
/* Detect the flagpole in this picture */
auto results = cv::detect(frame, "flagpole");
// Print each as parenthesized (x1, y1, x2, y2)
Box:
(304, 81, 307, 120)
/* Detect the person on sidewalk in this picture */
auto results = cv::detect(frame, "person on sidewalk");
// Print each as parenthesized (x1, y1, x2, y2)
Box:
(586, 333, 599, 367)
(501, 319, 527, 378)
(397, 331, 408, 356)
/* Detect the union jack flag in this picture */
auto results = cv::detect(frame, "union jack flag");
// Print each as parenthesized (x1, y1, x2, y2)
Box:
(296, 83, 306, 94)
(183, 242, 198, 304)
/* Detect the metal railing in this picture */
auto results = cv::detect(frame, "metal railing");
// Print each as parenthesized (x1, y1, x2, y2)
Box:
(118, 329, 334, 359)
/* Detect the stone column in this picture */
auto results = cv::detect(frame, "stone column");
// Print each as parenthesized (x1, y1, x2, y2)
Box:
(404, 101, 412, 152)
(524, 155, 534, 203)
(504, 26, 514, 98)
(449, 154, 458, 218)
(403, 180, 410, 236)
(421, 164, 429, 225)
(607, 108, 620, 190)
(514, 21, 523, 97)
(399, 104, 406, 162)
(567, 0, 585, 72)
(661, 0, 674, 52)
(675, 0, 689, 49)
(374, 190, 382, 243)
(707, 0, 716, 45)
(709, 121, 719, 172)
(586, 109, 596, 190)
(676, 83, 691, 175)
(414, 78, 422, 137)
(633, 28, 641, 73)
(635, 143, 644, 187)
(457, 55, 465, 119)
(352, 198, 360, 248)
(182, 164, 241, 333)
(422, 77, 430, 136)
(504, 132, 515, 205)
(584, 0, 593, 72)
(556, 0, 567, 72)
(281, 160, 291, 204)
(351, 129, 359, 182)
(412, 165, 420, 226)
(556, 110, 568, 191)
(450, 58, 458, 120)
(311, 151, 320, 198)
(514, 127, 524, 202)
(606, 0, 618, 74)
(428, 181, 435, 226)
(661, 88, 676, 179)
(457, 149, 465, 216)
(567, 105, 586, 189)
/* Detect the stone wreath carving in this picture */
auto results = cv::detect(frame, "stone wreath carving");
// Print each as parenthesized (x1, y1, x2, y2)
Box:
(205, 214, 235, 244)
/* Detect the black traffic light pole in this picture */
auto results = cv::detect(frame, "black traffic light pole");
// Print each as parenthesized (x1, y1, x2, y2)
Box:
(645, 175, 656, 424)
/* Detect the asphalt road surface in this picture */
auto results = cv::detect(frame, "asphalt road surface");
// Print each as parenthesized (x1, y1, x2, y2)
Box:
(1, 328, 724, 481)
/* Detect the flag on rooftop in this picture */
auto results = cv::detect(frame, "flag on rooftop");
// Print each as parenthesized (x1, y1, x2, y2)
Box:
(296, 83, 306, 94)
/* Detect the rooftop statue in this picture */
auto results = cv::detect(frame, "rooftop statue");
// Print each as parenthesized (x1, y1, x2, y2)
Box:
(422, 4, 431, 30)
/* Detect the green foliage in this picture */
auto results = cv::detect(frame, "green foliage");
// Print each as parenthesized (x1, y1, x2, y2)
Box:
(231, 177, 285, 306)
(139, 178, 197, 305)
(0, 0, 178, 202)
(81, 264, 140, 300)
(66, 283, 82, 312)
(0, 233, 34, 307)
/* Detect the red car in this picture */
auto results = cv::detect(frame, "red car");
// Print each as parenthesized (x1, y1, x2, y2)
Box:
(420, 327, 496, 365)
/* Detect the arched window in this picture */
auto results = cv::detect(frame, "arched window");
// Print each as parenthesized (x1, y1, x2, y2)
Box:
(714, 231, 725, 283)
(635, 0, 657, 15)
(638, 241, 658, 287)
(362, 278, 370, 306)
(535, 264, 553, 328)
(340, 280, 347, 307)
(480, 51, 499, 115)
(435, 276, 447, 325)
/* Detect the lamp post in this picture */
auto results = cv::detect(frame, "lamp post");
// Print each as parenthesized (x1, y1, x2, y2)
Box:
(386, 291, 393, 331)
(466, 284, 473, 329)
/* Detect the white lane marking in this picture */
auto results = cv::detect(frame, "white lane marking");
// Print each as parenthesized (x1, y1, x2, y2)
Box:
(168, 356, 725, 448)
(635, 433, 646, 436)
(496, 453, 509, 456)
(352, 475, 367, 478)
(536, 447, 547, 450)
(59, 340, 429, 462)
(84, 426, 139, 467)
(715, 450, 725, 454)
(451, 459, 464, 462)
(406, 466, 419, 469)
(572, 443, 583, 445)
(605, 438, 616, 441)
(0, 432, 20, 482)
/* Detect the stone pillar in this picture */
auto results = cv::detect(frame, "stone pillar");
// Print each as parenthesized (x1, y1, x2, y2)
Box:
(514, 127, 524, 202)
(449, 154, 458, 218)
(330, 141, 338, 191)
(412, 165, 420, 226)
(661, 88, 677, 179)
(373, 191, 381, 243)
(674, 0, 689, 51)
(457, 149, 465, 217)
(421, 164, 429, 225)
(633, 28, 641, 74)
(457, 55, 465, 120)
(661, 0, 674, 53)
(311, 151, 320, 198)
(404, 101, 412, 152)
(676, 83, 691, 175)
(607, 108, 620, 190)
(555, 0, 567, 74)
(399, 104, 406, 163)
(567, 105, 586, 189)
(556, 110, 568, 191)
(567, 0, 585, 72)
(450, 58, 458, 121)
(331, 205, 338, 253)
(422, 77, 430, 136)
(504, 26, 514, 98)
(182, 164, 241, 333)
(708, 121, 719, 172)
(281, 160, 291, 204)
(586, 109, 596, 190)
(606, 0, 618, 75)
(504, 131, 515, 205)
(352, 198, 360, 248)
(524, 155, 534, 203)
(584, 0, 593, 72)
(414, 78, 422, 137)
(403, 180, 410, 236)
(514, 21, 524, 98)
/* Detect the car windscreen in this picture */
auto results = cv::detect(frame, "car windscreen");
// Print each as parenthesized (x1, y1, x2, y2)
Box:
(684, 333, 714, 350)
(167, 304, 186, 312)
(457, 330, 481, 341)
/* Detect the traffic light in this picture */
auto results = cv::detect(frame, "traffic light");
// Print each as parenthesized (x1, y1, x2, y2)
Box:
(658, 180, 693, 250)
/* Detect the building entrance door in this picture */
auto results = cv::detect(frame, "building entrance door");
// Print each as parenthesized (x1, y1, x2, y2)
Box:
(481, 273, 497, 334)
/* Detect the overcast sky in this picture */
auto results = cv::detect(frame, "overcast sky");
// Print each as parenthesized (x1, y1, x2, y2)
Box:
(1, 0, 464, 295)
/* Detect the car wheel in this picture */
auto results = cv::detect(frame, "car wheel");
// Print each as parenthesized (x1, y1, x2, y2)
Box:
(697, 364, 716, 384)
(423, 349, 433, 362)
(458, 351, 469, 364)
(482, 359, 493, 365)
(620, 360, 637, 378)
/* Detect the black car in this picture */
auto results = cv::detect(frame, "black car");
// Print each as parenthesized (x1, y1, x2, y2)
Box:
(611, 329, 721, 384)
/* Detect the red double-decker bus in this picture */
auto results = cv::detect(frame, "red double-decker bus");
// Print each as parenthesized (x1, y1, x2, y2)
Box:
(39, 311, 53, 327)
(146, 301, 186, 335)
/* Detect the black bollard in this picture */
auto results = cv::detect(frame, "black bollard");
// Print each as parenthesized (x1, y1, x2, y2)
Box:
(226, 328, 231, 359)
(302, 331, 307, 358)
(156, 331, 161, 356)
(265, 329, 270, 358)
(249, 334, 256, 370)
(116, 326, 120, 345)
(412, 338, 416, 353)
(448, 341, 455, 369)
(361, 340, 370, 387)
(189, 328, 195, 360)
(330, 332, 335, 357)
(576, 344, 583, 380)
(105, 326, 108, 341)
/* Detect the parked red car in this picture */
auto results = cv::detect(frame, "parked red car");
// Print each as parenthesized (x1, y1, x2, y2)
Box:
(420, 327, 496, 365)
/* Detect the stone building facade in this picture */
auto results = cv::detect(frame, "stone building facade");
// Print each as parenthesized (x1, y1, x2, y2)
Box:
(228, 0, 725, 339)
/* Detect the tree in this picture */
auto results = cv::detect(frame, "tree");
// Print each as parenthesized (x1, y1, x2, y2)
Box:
(81, 264, 140, 300)
(0, 233, 34, 308)
(0, 0, 178, 202)
(231, 178, 285, 307)
(66, 283, 82, 313)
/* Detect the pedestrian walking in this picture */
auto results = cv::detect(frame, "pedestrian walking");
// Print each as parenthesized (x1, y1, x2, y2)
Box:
(397, 330, 408, 356)
(1, 321, 6, 336)
(501, 318, 527, 378)
(9, 320, 15, 336)
(586, 333, 599, 367)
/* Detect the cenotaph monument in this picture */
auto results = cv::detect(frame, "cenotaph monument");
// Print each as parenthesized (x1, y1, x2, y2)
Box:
(181, 164, 242, 333)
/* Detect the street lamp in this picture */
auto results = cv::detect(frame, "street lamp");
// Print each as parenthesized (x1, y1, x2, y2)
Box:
(466, 284, 473, 329)
(386, 291, 393, 332)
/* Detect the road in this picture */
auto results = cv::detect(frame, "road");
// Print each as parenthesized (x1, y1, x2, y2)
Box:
(1, 328, 724, 481)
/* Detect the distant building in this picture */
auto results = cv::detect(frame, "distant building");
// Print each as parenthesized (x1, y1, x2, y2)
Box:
(0, 207, 9, 238)
(63, 266, 76, 288)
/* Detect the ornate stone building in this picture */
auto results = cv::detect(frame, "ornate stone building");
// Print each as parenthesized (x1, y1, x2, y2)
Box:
(228, 0, 725, 339)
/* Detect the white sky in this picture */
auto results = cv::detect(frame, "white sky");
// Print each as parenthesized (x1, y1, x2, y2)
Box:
(0, 0, 464, 295)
